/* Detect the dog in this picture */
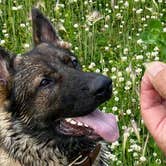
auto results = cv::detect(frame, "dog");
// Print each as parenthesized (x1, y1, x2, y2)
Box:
(0, 9, 119, 166)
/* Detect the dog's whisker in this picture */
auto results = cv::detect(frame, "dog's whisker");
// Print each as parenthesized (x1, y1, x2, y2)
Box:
(68, 156, 82, 166)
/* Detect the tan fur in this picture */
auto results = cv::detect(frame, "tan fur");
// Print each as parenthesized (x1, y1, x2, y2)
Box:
(0, 83, 20, 165)
(0, 148, 20, 166)
(0, 84, 8, 105)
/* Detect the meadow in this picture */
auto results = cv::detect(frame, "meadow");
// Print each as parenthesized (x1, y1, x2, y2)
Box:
(0, 0, 166, 165)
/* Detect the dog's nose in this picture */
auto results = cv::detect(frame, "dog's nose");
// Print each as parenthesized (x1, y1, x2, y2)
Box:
(89, 75, 112, 99)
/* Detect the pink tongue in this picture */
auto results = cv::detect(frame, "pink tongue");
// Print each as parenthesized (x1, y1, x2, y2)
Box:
(74, 109, 119, 142)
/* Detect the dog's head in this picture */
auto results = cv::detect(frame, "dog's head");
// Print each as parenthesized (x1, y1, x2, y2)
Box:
(0, 9, 119, 164)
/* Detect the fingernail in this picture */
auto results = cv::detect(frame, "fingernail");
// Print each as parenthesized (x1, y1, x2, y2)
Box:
(144, 62, 166, 77)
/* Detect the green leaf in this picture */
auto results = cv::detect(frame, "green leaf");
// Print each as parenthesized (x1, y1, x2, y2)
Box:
(148, 19, 162, 30)
(160, 46, 166, 58)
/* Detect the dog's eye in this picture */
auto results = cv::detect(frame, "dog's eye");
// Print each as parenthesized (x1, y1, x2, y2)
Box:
(39, 78, 52, 87)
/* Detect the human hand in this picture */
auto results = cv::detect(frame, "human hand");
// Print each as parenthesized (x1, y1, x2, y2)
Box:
(141, 61, 166, 155)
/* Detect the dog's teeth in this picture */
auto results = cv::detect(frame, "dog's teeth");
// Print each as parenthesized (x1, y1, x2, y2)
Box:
(70, 120, 77, 125)
(77, 122, 83, 126)
(84, 124, 89, 127)
(65, 118, 72, 122)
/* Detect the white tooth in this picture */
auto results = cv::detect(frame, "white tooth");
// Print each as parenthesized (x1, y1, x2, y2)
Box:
(65, 118, 72, 122)
(84, 124, 89, 127)
(77, 122, 83, 126)
(70, 120, 77, 125)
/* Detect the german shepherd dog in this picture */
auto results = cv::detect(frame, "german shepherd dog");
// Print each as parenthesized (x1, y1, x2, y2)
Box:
(0, 9, 119, 166)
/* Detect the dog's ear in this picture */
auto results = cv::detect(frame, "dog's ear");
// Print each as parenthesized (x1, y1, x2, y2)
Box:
(32, 8, 68, 48)
(0, 47, 12, 103)
(0, 47, 12, 85)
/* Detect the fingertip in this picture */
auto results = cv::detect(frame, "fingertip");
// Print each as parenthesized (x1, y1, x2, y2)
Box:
(145, 61, 166, 78)
(141, 72, 153, 91)
(143, 62, 166, 99)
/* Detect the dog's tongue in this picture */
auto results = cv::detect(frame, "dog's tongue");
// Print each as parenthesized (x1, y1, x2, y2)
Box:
(74, 109, 119, 142)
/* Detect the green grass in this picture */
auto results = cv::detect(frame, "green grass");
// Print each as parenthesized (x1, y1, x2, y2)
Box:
(0, 0, 166, 165)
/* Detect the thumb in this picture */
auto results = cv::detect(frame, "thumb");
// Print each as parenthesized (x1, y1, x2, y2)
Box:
(145, 61, 166, 98)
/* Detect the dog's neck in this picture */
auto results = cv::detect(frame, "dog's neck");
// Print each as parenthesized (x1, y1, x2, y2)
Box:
(0, 108, 109, 166)
(68, 144, 101, 166)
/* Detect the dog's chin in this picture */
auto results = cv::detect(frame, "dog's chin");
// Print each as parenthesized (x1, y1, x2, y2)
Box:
(54, 108, 119, 143)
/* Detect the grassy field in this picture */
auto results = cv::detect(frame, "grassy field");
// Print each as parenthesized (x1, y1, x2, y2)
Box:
(0, 0, 166, 165)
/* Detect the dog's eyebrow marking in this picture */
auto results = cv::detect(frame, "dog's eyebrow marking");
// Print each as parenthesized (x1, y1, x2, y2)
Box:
(33, 75, 43, 87)
(71, 56, 77, 61)
(14, 56, 23, 67)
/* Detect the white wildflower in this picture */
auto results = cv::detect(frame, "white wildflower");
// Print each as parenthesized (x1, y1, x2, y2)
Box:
(114, 5, 119, 9)
(113, 91, 118, 96)
(119, 77, 124, 82)
(126, 67, 131, 73)
(140, 156, 146, 162)
(154, 57, 159, 61)
(151, 51, 158, 57)
(74, 47, 78, 50)
(163, 27, 166, 32)
(2, 29, 7, 33)
(120, 24, 123, 28)
(95, 69, 100, 73)
(154, 46, 159, 51)
(0, 40, 5, 44)
(126, 109, 131, 115)
(24, 43, 30, 48)
(112, 106, 118, 111)
(125, 86, 130, 90)
(73, 24, 79, 28)
(136, 55, 143, 60)
(4, 34, 9, 37)
(88, 62, 96, 69)
(87, 11, 103, 23)
(136, 67, 142, 74)
(131, 144, 141, 152)
(123, 48, 129, 55)
(20, 23, 26, 27)
(111, 67, 116, 72)
(155, 159, 161, 164)
(137, 39, 143, 45)
(136, 9, 143, 14)
(115, 97, 119, 101)
(124, 1, 129, 8)
(103, 68, 109, 72)
(111, 141, 119, 149)
(153, 152, 157, 157)
(112, 75, 117, 80)
(133, 152, 138, 157)
(117, 71, 122, 77)
(104, 24, 109, 28)
(116, 13, 122, 19)
(105, 46, 109, 51)
(121, 56, 127, 61)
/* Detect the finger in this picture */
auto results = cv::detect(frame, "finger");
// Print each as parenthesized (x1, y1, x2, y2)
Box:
(140, 73, 166, 132)
(141, 63, 166, 154)
(141, 73, 162, 110)
(145, 61, 166, 99)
